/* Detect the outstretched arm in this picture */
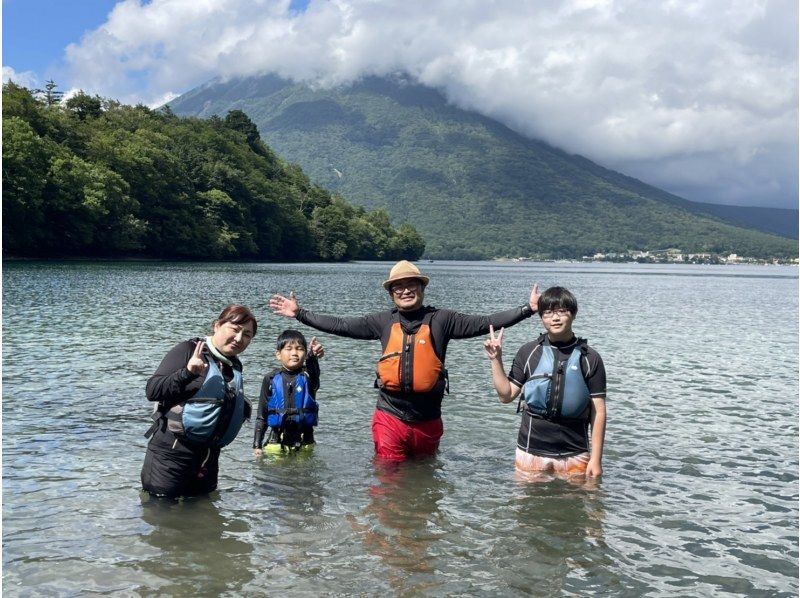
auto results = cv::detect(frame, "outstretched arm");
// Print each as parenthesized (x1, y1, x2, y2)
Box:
(447, 283, 540, 339)
(484, 325, 522, 403)
(270, 292, 384, 340)
(586, 398, 606, 477)
(270, 291, 301, 318)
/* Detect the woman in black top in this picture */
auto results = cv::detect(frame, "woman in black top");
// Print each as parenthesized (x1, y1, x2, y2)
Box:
(141, 304, 257, 498)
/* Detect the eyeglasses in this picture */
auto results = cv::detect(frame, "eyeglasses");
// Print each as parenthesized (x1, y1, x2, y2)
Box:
(390, 281, 421, 294)
(541, 308, 572, 318)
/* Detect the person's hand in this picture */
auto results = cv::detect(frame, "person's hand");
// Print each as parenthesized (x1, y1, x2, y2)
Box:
(253, 448, 263, 457)
(529, 282, 541, 313)
(586, 460, 603, 478)
(270, 291, 300, 318)
(309, 336, 325, 359)
(483, 325, 504, 361)
(187, 340, 209, 377)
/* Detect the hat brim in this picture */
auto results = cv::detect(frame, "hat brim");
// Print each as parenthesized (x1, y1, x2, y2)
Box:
(382, 274, 429, 290)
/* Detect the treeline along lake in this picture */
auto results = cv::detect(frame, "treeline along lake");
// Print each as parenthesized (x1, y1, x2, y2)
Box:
(2, 260, 798, 596)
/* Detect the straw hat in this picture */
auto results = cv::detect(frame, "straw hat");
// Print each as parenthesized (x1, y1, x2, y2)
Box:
(382, 260, 430, 289)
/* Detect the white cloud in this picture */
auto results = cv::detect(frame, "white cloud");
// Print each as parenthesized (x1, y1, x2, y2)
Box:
(63, 0, 798, 208)
(2, 66, 39, 89)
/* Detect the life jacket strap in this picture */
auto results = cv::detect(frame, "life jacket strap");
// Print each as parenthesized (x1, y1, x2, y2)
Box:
(267, 407, 305, 416)
(143, 409, 163, 439)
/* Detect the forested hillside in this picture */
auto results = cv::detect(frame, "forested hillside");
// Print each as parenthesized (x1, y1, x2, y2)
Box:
(2, 82, 425, 261)
(170, 75, 797, 260)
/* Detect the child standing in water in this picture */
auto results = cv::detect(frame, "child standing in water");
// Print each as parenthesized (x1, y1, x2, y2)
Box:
(253, 330, 325, 455)
(484, 287, 607, 478)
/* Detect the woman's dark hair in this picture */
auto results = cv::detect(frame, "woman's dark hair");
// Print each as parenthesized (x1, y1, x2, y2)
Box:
(276, 329, 307, 351)
(537, 287, 578, 315)
(215, 304, 258, 336)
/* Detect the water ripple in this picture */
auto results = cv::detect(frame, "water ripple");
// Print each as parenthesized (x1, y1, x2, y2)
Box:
(3, 261, 797, 596)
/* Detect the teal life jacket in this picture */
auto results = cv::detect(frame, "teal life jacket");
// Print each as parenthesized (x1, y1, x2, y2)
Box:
(146, 357, 249, 448)
(267, 370, 318, 429)
(521, 336, 591, 421)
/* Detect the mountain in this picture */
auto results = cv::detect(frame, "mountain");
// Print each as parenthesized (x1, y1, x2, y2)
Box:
(689, 203, 797, 240)
(169, 74, 797, 259)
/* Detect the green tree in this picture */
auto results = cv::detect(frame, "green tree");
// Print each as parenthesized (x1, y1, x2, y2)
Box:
(2, 84, 427, 261)
(39, 79, 64, 106)
(2, 117, 50, 251)
(65, 92, 103, 120)
(224, 109, 261, 145)
(392, 223, 426, 259)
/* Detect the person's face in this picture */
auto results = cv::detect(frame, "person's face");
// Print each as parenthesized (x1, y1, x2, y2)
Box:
(212, 320, 255, 356)
(540, 308, 575, 340)
(276, 340, 307, 371)
(389, 278, 425, 311)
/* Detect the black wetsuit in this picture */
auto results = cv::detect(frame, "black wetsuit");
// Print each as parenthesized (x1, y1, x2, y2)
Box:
(297, 304, 534, 422)
(508, 336, 606, 458)
(141, 339, 244, 498)
(253, 355, 320, 448)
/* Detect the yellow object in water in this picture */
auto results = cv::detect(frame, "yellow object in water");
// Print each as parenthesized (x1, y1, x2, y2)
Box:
(262, 442, 315, 456)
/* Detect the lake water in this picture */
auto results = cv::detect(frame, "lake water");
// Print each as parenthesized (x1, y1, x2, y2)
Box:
(3, 260, 798, 596)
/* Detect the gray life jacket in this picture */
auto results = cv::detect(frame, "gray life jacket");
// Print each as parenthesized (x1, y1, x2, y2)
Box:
(521, 336, 591, 420)
(146, 358, 248, 447)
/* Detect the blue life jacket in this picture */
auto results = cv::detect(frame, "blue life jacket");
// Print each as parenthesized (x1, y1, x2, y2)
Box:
(521, 337, 591, 420)
(154, 358, 248, 447)
(267, 370, 318, 429)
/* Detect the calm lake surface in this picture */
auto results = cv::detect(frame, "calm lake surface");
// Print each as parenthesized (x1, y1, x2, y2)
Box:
(3, 260, 798, 596)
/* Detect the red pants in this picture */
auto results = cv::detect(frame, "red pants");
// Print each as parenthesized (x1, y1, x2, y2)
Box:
(371, 409, 444, 461)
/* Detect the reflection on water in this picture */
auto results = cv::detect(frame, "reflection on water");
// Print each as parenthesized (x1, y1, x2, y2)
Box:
(351, 459, 451, 593)
(137, 495, 254, 595)
(2, 261, 798, 596)
(507, 481, 608, 595)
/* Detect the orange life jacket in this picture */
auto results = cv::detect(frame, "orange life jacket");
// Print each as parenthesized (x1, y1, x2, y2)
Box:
(376, 311, 443, 393)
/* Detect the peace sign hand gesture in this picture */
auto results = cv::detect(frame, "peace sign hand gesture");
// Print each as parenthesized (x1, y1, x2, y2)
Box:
(483, 325, 505, 361)
(187, 340, 209, 377)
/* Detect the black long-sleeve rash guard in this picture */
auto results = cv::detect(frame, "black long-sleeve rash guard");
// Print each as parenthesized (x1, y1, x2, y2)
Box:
(296, 303, 533, 422)
(146, 338, 243, 411)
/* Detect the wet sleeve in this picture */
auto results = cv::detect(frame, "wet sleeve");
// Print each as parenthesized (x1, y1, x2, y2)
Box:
(444, 305, 534, 339)
(253, 376, 270, 448)
(508, 343, 533, 388)
(296, 309, 385, 340)
(305, 355, 321, 396)
(145, 341, 200, 404)
(585, 352, 607, 399)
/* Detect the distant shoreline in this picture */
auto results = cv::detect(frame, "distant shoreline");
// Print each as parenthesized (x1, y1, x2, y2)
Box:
(3, 256, 797, 267)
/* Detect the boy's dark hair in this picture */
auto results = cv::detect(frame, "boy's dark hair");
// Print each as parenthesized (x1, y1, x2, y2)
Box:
(538, 286, 578, 315)
(276, 329, 307, 351)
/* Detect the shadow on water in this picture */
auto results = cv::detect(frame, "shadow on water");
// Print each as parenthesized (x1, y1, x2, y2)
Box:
(349, 458, 453, 595)
(136, 493, 254, 596)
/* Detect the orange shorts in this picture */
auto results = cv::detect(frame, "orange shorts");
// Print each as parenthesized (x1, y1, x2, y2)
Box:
(515, 448, 590, 475)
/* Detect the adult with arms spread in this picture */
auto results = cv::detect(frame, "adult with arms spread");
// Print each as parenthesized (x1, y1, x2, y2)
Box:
(270, 261, 539, 461)
(142, 304, 257, 498)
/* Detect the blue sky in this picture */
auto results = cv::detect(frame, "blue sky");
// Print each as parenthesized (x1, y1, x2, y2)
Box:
(3, 0, 120, 84)
(2, 0, 797, 210)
